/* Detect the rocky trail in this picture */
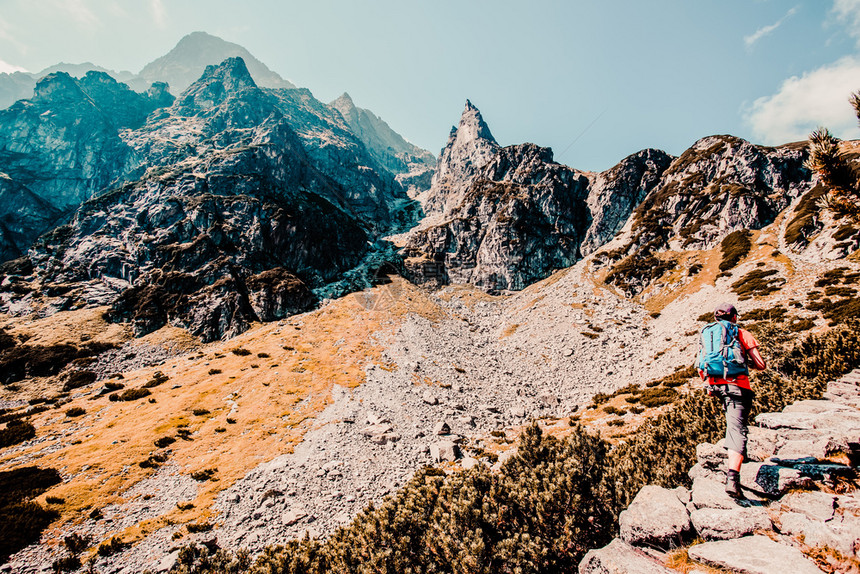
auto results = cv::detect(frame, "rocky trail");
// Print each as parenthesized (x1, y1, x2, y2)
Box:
(581, 370, 860, 573)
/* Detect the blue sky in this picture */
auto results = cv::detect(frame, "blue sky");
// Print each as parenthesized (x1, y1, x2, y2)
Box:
(1, 0, 859, 171)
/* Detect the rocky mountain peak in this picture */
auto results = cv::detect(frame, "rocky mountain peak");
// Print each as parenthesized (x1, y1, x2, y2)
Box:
(456, 99, 497, 147)
(139, 31, 295, 94)
(173, 56, 259, 113)
(327, 91, 436, 195)
(425, 100, 500, 215)
(201, 56, 257, 92)
(32, 71, 88, 104)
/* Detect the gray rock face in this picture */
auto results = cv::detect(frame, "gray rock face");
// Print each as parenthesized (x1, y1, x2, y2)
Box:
(618, 484, 692, 547)
(779, 510, 860, 557)
(578, 539, 674, 574)
(580, 148, 674, 255)
(687, 535, 823, 574)
(405, 142, 590, 291)
(690, 477, 740, 510)
(0, 71, 169, 212)
(780, 491, 836, 522)
(690, 506, 771, 540)
(425, 100, 500, 216)
(602, 135, 811, 296)
(2, 57, 415, 341)
(329, 92, 435, 194)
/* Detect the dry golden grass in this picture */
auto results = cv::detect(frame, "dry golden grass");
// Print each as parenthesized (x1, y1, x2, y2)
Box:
(499, 323, 520, 338)
(665, 542, 730, 573)
(0, 306, 130, 347)
(0, 278, 445, 545)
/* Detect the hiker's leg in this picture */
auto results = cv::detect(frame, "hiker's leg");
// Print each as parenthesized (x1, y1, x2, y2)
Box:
(727, 449, 743, 472)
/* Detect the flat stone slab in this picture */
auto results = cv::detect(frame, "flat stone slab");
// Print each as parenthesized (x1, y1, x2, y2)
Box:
(740, 461, 813, 497)
(687, 535, 823, 574)
(780, 491, 836, 522)
(690, 506, 771, 540)
(779, 511, 859, 557)
(690, 477, 740, 510)
(783, 400, 855, 415)
(619, 484, 691, 548)
(578, 538, 674, 574)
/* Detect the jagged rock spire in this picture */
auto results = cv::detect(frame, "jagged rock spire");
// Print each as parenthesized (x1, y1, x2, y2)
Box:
(426, 100, 500, 215)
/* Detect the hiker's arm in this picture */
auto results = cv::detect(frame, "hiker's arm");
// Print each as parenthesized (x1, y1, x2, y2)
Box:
(747, 347, 766, 370)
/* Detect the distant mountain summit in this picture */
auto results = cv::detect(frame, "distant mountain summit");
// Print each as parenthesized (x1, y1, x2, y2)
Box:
(139, 31, 295, 94)
(329, 92, 435, 194)
(424, 100, 501, 215)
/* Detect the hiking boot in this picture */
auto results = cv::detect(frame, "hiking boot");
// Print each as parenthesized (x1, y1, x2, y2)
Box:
(725, 469, 743, 499)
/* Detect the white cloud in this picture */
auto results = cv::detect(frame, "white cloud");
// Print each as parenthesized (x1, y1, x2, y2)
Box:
(0, 58, 28, 74)
(834, 0, 860, 39)
(744, 6, 798, 48)
(150, 0, 167, 28)
(745, 56, 860, 144)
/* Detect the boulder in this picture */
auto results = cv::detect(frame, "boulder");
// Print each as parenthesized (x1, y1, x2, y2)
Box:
(282, 509, 307, 526)
(690, 477, 741, 510)
(433, 421, 451, 435)
(687, 535, 823, 574)
(423, 391, 439, 405)
(430, 440, 460, 462)
(740, 461, 813, 497)
(690, 506, 771, 540)
(688, 462, 725, 483)
(780, 491, 836, 522)
(779, 511, 859, 557)
(578, 538, 674, 574)
(618, 485, 692, 547)
(695, 442, 726, 469)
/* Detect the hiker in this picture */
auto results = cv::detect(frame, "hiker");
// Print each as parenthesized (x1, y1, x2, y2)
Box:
(697, 302, 767, 498)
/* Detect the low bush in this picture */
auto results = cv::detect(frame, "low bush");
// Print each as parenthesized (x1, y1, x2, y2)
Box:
(154, 436, 176, 448)
(119, 388, 151, 401)
(142, 371, 169, 388)
(719, 229, 752, 271)
(63, 533, 90, 554)
(51, 554, 81, 572)
(65, 407, 85, 417)
(97, 536, 125, 557)
(187, 521, 213, 533)
(0, 467, 62, 563)
(192, 408, 210, 416)
(0, 422, 35, 448)
(731, 269, 785, 299)
(191, 468, 217, 482)
(208, 369, 222, 375)
(231, 348, 252, 356)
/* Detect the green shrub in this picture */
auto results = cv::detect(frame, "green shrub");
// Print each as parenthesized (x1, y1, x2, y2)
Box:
(187, 521, 213, 533)
(45, 496, 64, 505)
(231, 348, 252, 356)
(142, 371, 169, 388)
(0, 467, 62, 563)
(192, 408, 210, 416)
(731, 269, 785, 299)
(119, 388, 151, 401)
(784, 185, 827, 245)
(62, 370, 98, 392)
(191, 468, 217, 482)
(0, 422, 35, 448)
(154, 436, 176, 448)
(52, 554, 81, 572)
(208, 369, 222, 375)
(97, 536, 125, 557)
(65, 407, 85, 417)
(719, 230, 752, 271)
(63, 532, 90, 554)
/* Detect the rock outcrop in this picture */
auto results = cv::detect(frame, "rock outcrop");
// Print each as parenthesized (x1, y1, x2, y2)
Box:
(581, 371, 860, 573)
(424, 100, 501, 216)
(1, 58, 414, 341)
(329, 92, 436, 194)
(601, 136, 812, 296)
(404, 142, 590, 291)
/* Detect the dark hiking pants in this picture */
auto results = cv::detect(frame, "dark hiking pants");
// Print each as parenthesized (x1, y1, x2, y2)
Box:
(709, 384, 754, 456)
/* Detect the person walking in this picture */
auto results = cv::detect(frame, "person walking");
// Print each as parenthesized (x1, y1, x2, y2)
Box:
(697, 303, 767, 498)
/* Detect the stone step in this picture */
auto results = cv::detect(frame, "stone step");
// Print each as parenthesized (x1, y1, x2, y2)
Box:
(687, 535, 824, 574)
(578, 539, 674, 573)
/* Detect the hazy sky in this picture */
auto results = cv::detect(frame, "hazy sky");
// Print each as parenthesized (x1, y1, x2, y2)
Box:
(1, 0, 859, 171)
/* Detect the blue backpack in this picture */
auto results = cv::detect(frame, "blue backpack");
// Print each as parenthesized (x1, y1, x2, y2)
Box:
(697, 320, 749, 379)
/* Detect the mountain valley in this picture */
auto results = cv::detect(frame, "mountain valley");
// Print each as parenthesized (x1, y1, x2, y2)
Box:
(0, 31, 859, 574)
